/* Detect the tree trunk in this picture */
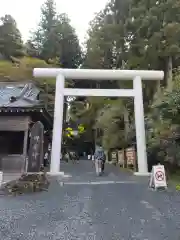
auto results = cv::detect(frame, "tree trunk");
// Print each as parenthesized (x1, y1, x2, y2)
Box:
(165, 56, 173, 91)
(123, 105, 129, 141)
(156, 80, 161, 95)
(63, 97, 68, 124)
(153, 80, 162, 103)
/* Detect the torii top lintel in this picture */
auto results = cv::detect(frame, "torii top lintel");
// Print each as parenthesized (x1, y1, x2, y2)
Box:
(33, 68, 164, 81)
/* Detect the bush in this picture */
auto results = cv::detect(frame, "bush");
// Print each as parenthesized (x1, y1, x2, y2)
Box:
(145, 73, 180, 173)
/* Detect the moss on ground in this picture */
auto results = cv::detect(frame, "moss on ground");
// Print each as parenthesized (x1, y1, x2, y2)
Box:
(1, 172, 50, 196)
(168, 170, 180, 190)
(119, 166, 134, 173)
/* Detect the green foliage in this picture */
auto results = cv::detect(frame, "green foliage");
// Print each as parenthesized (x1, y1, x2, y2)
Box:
(28, 0, 82, 67)
(71, 0, 180, 165)
(0, 57, 51, 81)
(145, 74, 180, 169)
(0, 15, 24, 59)
(72, 0, 135, 149)
(152, 74, 180, 125)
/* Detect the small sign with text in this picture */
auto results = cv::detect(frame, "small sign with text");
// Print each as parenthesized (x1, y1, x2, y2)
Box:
(149, 164, 167, 190)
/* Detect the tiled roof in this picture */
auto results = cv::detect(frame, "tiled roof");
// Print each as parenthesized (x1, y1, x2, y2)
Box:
(0, 82, 41, 107)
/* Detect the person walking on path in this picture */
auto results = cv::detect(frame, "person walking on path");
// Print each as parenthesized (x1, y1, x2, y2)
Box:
(94, 145, 106, 175)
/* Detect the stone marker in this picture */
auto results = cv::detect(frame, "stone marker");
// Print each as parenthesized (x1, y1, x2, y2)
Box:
(27, 121, 44, 172)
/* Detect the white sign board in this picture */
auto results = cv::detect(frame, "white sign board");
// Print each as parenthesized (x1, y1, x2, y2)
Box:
(149, 164, 167, 189)
(0, 171, 3, 187)
(118, 150, 125, 166)
(126, 147, 136, 166)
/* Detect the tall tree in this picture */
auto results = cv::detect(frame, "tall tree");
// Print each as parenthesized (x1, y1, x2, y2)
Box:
(28, 0, 58, 61)
(56, 13, 82, 68)
(28, 0, 82, 67)
(127, 0, 180, 91)
(28, 0, 82, 128)
(81, 0, 134, 148)
(0, 15, 24, 59)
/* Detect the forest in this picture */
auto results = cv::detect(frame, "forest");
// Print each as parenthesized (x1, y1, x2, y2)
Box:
(1, 0, 180, 176)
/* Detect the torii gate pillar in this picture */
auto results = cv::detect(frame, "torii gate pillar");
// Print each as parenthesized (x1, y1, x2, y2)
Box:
(33, 68, 164, 176)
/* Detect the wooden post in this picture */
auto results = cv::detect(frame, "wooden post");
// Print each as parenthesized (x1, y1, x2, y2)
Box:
(23, 116, 30, 172)
(23, 129, 29, 172)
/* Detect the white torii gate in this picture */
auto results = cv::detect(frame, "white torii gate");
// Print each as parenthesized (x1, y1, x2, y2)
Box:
(33, 68, 164, 176)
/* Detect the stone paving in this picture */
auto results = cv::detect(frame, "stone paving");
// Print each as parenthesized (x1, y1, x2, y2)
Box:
(59, 161, 136, 182)
(2, 173, 22, 184)
(0, 161, 180, 240)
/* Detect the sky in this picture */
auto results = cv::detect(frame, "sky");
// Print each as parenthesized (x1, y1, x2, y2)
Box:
(0, 0, 108, 44)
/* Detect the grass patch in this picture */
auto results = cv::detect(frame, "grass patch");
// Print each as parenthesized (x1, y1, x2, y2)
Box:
(168, 170, 180, 190)
(119, 166, 134, 173)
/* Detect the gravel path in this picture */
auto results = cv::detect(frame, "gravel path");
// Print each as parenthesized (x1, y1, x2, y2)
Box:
(0, 161, 179, 240)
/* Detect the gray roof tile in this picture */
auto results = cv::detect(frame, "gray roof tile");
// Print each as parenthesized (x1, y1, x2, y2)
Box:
(0, 82, 41, 107)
